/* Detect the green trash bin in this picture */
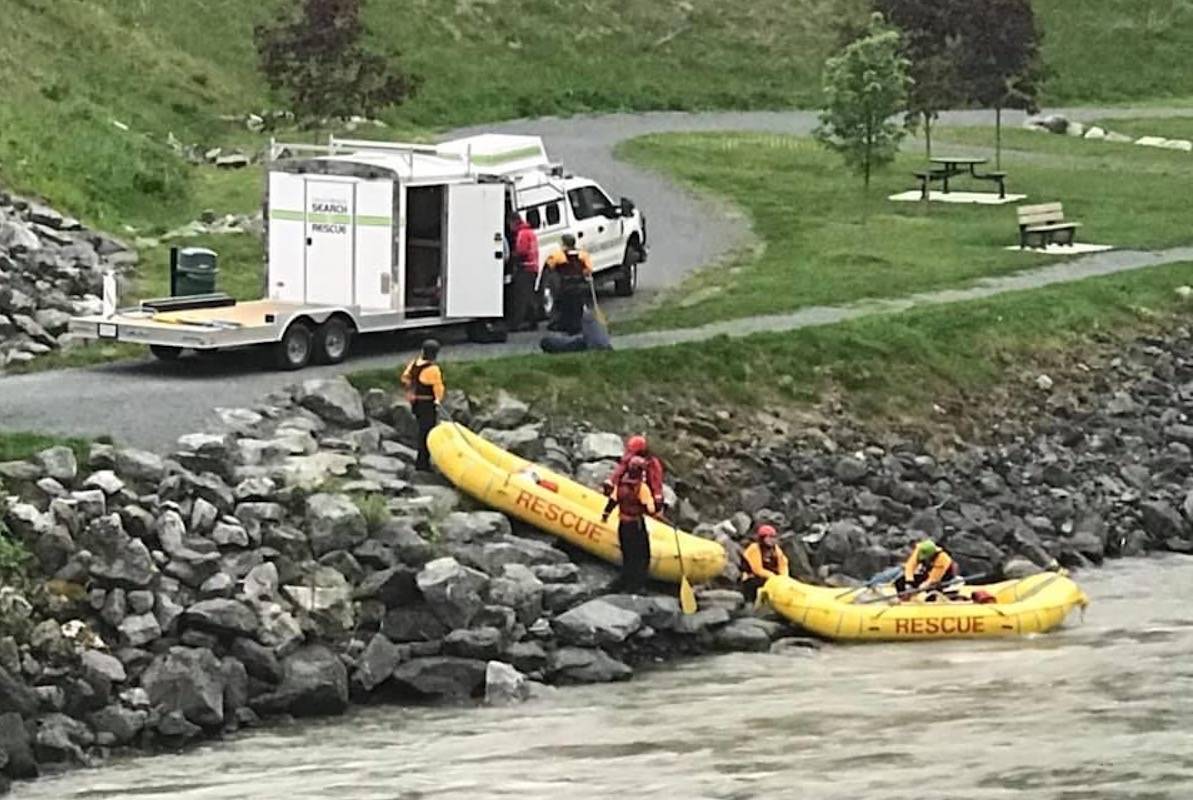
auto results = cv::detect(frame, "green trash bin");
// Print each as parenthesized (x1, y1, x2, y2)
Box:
(171, 246, 219, 296)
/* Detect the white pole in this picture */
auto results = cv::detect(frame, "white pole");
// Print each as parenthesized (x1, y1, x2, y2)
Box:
(102, 271, 118, 317)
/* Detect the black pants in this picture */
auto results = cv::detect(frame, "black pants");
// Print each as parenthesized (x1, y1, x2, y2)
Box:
(557, 282, 587, 335)
(741, 576, 765, 603)
(615, 519, 651, 593)
(413, 400, 437, 470)
(507, 269, 537, 330)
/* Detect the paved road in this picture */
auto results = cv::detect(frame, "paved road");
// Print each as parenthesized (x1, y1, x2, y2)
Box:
(4, 106, 1193, 450)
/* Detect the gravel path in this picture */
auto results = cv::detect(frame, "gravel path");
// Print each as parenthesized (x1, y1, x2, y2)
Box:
(4, 106, 1192, 450)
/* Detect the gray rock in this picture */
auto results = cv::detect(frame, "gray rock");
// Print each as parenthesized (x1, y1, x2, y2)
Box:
(601, 594, 681, 631)
(230, 638, 283, 684)
(484, 661, 529, 705)
(80, 650, 126, 685)
(391, 657, 487, 699)
(221, 656, 249, 713)
(1141, 501, 1186, 540)
(119, 613, 162, 648)
(353, 566, 418, 607)
(183, 598, 258, 638)
(296, 378, 366, 428)
(713, 619, 773, 652)
(211, 521, 250, 548)
(127, 590, 154, 615)
(437, 511, 511, 544)
(33, 527, 74, 574)
(283, 566, 354, 636)
(381, 605, 449, 643)
(834, 457, 869, 484)
(0, 667, 37, 718)
(89, 704, 147, 745)
(416, 557, 489, 629)
(190, 497, 219, 534)
(484, 391, 530, 429)
(70, 489, 106, 519)
(35, 446, 77, 483)
(1002, 556, 1043, 579)
(256, 604, 304, 656)
(816, 521, 869, 565)
(443, 627, 504, 660)
(552, 599, 642, 646)
(33, 308, 70, 335)
(0, 711, 38, 778)
(33, 713, 92, 764)
(156, 710, 202, 741)
(83, 470, 125, 495)
(354, 634, 401, 692)
(80, 514, 156, 588)
(113, 449, 165, 484)
(576, 432, 624, 462)
(305, 493, 367, 557)
(252, 646, 348, 717)
(142, 647, 225, 727)
(549, 647, 632, 684)
(478, 425, 544, 460)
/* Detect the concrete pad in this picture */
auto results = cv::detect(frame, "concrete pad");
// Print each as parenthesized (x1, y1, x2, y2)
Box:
(888, 190, 1027, 205)
(1004, 243, 1115, 255)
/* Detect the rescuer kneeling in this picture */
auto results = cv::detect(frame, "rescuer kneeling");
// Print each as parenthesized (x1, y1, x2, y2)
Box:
(895, 539, 958, 599)
(740, 524, 790, 601)
(601, 456, 655, 593)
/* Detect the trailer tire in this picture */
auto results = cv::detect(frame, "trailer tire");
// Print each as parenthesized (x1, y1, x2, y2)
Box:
(149, 345, 183, 361)
(314, 316, 353, 364)
(614, 247, 640, 297)
(275, 322, 314, 370)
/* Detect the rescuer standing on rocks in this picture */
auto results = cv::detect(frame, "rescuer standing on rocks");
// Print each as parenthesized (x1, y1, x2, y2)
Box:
(601, 455, 655, 592)
(602, 434, 666, 515)
(401, 338, 445, 472)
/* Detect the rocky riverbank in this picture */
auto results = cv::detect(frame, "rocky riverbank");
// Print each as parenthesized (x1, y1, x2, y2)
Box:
(2, 324, 1192, 794)
(0, 192, 138, 369)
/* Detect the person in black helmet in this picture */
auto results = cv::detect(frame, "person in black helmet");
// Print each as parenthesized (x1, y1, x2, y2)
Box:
(400, 339, 444, 471)
(545, 232, 593, 335)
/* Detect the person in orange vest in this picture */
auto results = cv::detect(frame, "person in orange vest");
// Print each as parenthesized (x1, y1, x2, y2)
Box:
(740, 524, 790, 601)
(600, 455, 656, 593)
(895, 539, 958, 596)
(544, 233, 593, 335)
(400, 338, 445, 472)
(602, 435, 665, 515)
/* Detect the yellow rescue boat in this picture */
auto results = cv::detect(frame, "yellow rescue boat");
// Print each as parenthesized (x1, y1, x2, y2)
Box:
(760, 571, 1089, 642)
(427, 423, 726, 583)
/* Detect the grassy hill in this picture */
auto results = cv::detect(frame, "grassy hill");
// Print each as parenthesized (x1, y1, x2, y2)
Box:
(1, 0, 1191, 231)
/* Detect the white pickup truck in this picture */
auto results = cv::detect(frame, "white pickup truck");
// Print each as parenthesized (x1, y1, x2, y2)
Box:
(68, 133, 648, 369)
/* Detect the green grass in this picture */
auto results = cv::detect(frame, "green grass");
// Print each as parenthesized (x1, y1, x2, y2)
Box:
(617, 130, 1193, 331)
(352, 262, 1193, 427)
(1093, 117, 1193, 141)
(137, 233, 265, 302)
(0, 432, 94, 464)
(5, 0, 1193, 235)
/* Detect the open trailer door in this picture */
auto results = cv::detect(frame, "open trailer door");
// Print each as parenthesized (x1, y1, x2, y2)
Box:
(444, 183, 505, 319)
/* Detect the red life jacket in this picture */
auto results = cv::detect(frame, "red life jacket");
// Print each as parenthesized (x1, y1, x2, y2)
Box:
(615, 474, 650, 522)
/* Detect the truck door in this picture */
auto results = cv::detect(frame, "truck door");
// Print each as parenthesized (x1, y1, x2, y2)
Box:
(304, 180, 355, 306)
(444, 183, 505, 318)
(353, 179, 395, 310)
(567, 184, 622, 270)
(267, 172, 307, 303)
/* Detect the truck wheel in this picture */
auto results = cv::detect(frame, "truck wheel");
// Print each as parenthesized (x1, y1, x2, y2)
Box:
(614, 248, 640, 297)
(275, 322, 313, 370)
(314, 317, 353, 364)
(149, 345, 182, 361)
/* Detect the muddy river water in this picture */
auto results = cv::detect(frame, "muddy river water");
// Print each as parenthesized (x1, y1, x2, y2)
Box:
(14, 556, 1193, 800)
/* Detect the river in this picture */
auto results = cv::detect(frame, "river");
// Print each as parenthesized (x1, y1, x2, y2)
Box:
(14, 555, 1193, 800)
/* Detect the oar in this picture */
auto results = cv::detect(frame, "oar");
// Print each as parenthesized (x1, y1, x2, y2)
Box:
(865, 572, 987, 607)
(659, 515, 697, 615)
(835, 565, 902, 601)
(587, 278, 608, 327)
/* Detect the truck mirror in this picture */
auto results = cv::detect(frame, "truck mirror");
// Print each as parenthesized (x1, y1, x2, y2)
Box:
(619, 197, 635, 216)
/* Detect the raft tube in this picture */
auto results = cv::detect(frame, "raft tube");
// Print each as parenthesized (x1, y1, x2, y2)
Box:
(760, 571, 1089, 642)
(427, 423, 726, 583)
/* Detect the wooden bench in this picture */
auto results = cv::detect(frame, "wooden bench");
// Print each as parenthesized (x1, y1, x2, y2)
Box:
(974, 170, 1008, 198)
(1017, 202, 1081, 249)
(914, 167, 1009, 199)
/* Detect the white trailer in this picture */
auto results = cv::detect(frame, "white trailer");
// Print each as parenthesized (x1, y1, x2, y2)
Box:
(67, 133, 648, 369)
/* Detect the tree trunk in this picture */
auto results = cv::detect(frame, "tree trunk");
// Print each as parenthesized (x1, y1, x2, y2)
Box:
(924, 111, 933, 160)
(995, 106, 1002, 170)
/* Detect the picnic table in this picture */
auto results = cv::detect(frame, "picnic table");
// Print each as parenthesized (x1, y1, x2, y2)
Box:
(914, 156, 1008, 199)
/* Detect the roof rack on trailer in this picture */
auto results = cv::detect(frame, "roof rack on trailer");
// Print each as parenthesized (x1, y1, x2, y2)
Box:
(268, 136, 456, 169)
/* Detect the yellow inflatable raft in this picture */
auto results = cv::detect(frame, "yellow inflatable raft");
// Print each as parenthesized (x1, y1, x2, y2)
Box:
(427, 423, 726, 583)
(760, 571, 1089, 642)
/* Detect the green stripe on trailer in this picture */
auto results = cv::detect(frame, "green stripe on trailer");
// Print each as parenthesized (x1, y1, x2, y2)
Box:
(270, 210, 392, 226)
(270, 209, 305, 222)
(469, 145, 544, 166)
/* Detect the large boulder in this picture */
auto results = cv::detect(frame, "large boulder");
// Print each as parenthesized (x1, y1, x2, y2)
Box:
(713, 618, 774, 652)
(353, 634, 402, 693)
(35, 446, 77, 484)
(0, 667, 37, 718)
(391, 657, 487, 699)
(549, 647, 632, 684)
(252, 645, 348, 718)
(443, 627, 504, 661)
(296, 378, 366, 428)
(354, 566, 419, 608)
(183, 598, 259, 638)
(552, 599, 642, 646)
(79, 514, 156, 588)
(946, 533, 1009, 577)
(437, 511, 511, 544)
(305, 493, 367, 558)
(416, 557, 489, 629)
(283, 566, 354, 635)
(230, 638, 283, 684)
(482, 391, 530, 429)
(816, 521, 869, 566)
(576, 433, 624, 462)
(0, 711, 37, 778)
(381, 605, 449, 642)
(1140, 501, 1186, 540)
(89, 704, 148, 746)
(484, 661, 529, 705)
(142, 647, 226, 728)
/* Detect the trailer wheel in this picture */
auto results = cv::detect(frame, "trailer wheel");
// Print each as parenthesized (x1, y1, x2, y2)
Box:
(314, 316, 353, 364)
(149, 345, 183, 361)
(614, 247, 640, 297)
(275, 322, 313, 370)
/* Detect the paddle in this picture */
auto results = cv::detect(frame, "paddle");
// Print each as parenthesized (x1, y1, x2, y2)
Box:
(587, 278, 608, 327)
(835, 565, 902, 601)
(658, 514, 697, 615)
(863, 572, 987, 606)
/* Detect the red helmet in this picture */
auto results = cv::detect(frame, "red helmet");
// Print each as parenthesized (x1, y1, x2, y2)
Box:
(625, 456, 648, 480)
(625, 435, 648, 456)
(756, 524, 778, 541)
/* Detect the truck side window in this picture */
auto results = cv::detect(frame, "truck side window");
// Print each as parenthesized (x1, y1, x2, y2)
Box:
(585, 186, 613, 217)
(545, 202, 561, 225)
(567, 188, 594, 220)
(525, 207, 542, 229)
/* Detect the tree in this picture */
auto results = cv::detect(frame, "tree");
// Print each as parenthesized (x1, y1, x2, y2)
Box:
(815, 14, 912, 198)
(254, 0, 419, 125)
(872, 0, 965, 159)
(954, 0, 1045, 169)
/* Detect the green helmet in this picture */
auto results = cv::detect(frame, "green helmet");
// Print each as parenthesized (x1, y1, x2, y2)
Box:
(916, 539, 938, 559)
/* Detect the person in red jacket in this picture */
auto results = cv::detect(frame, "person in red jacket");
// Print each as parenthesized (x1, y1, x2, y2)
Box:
(602, 434, 665, 514)
(601, 456, 656, 592)
(507, 213, 540, 332)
